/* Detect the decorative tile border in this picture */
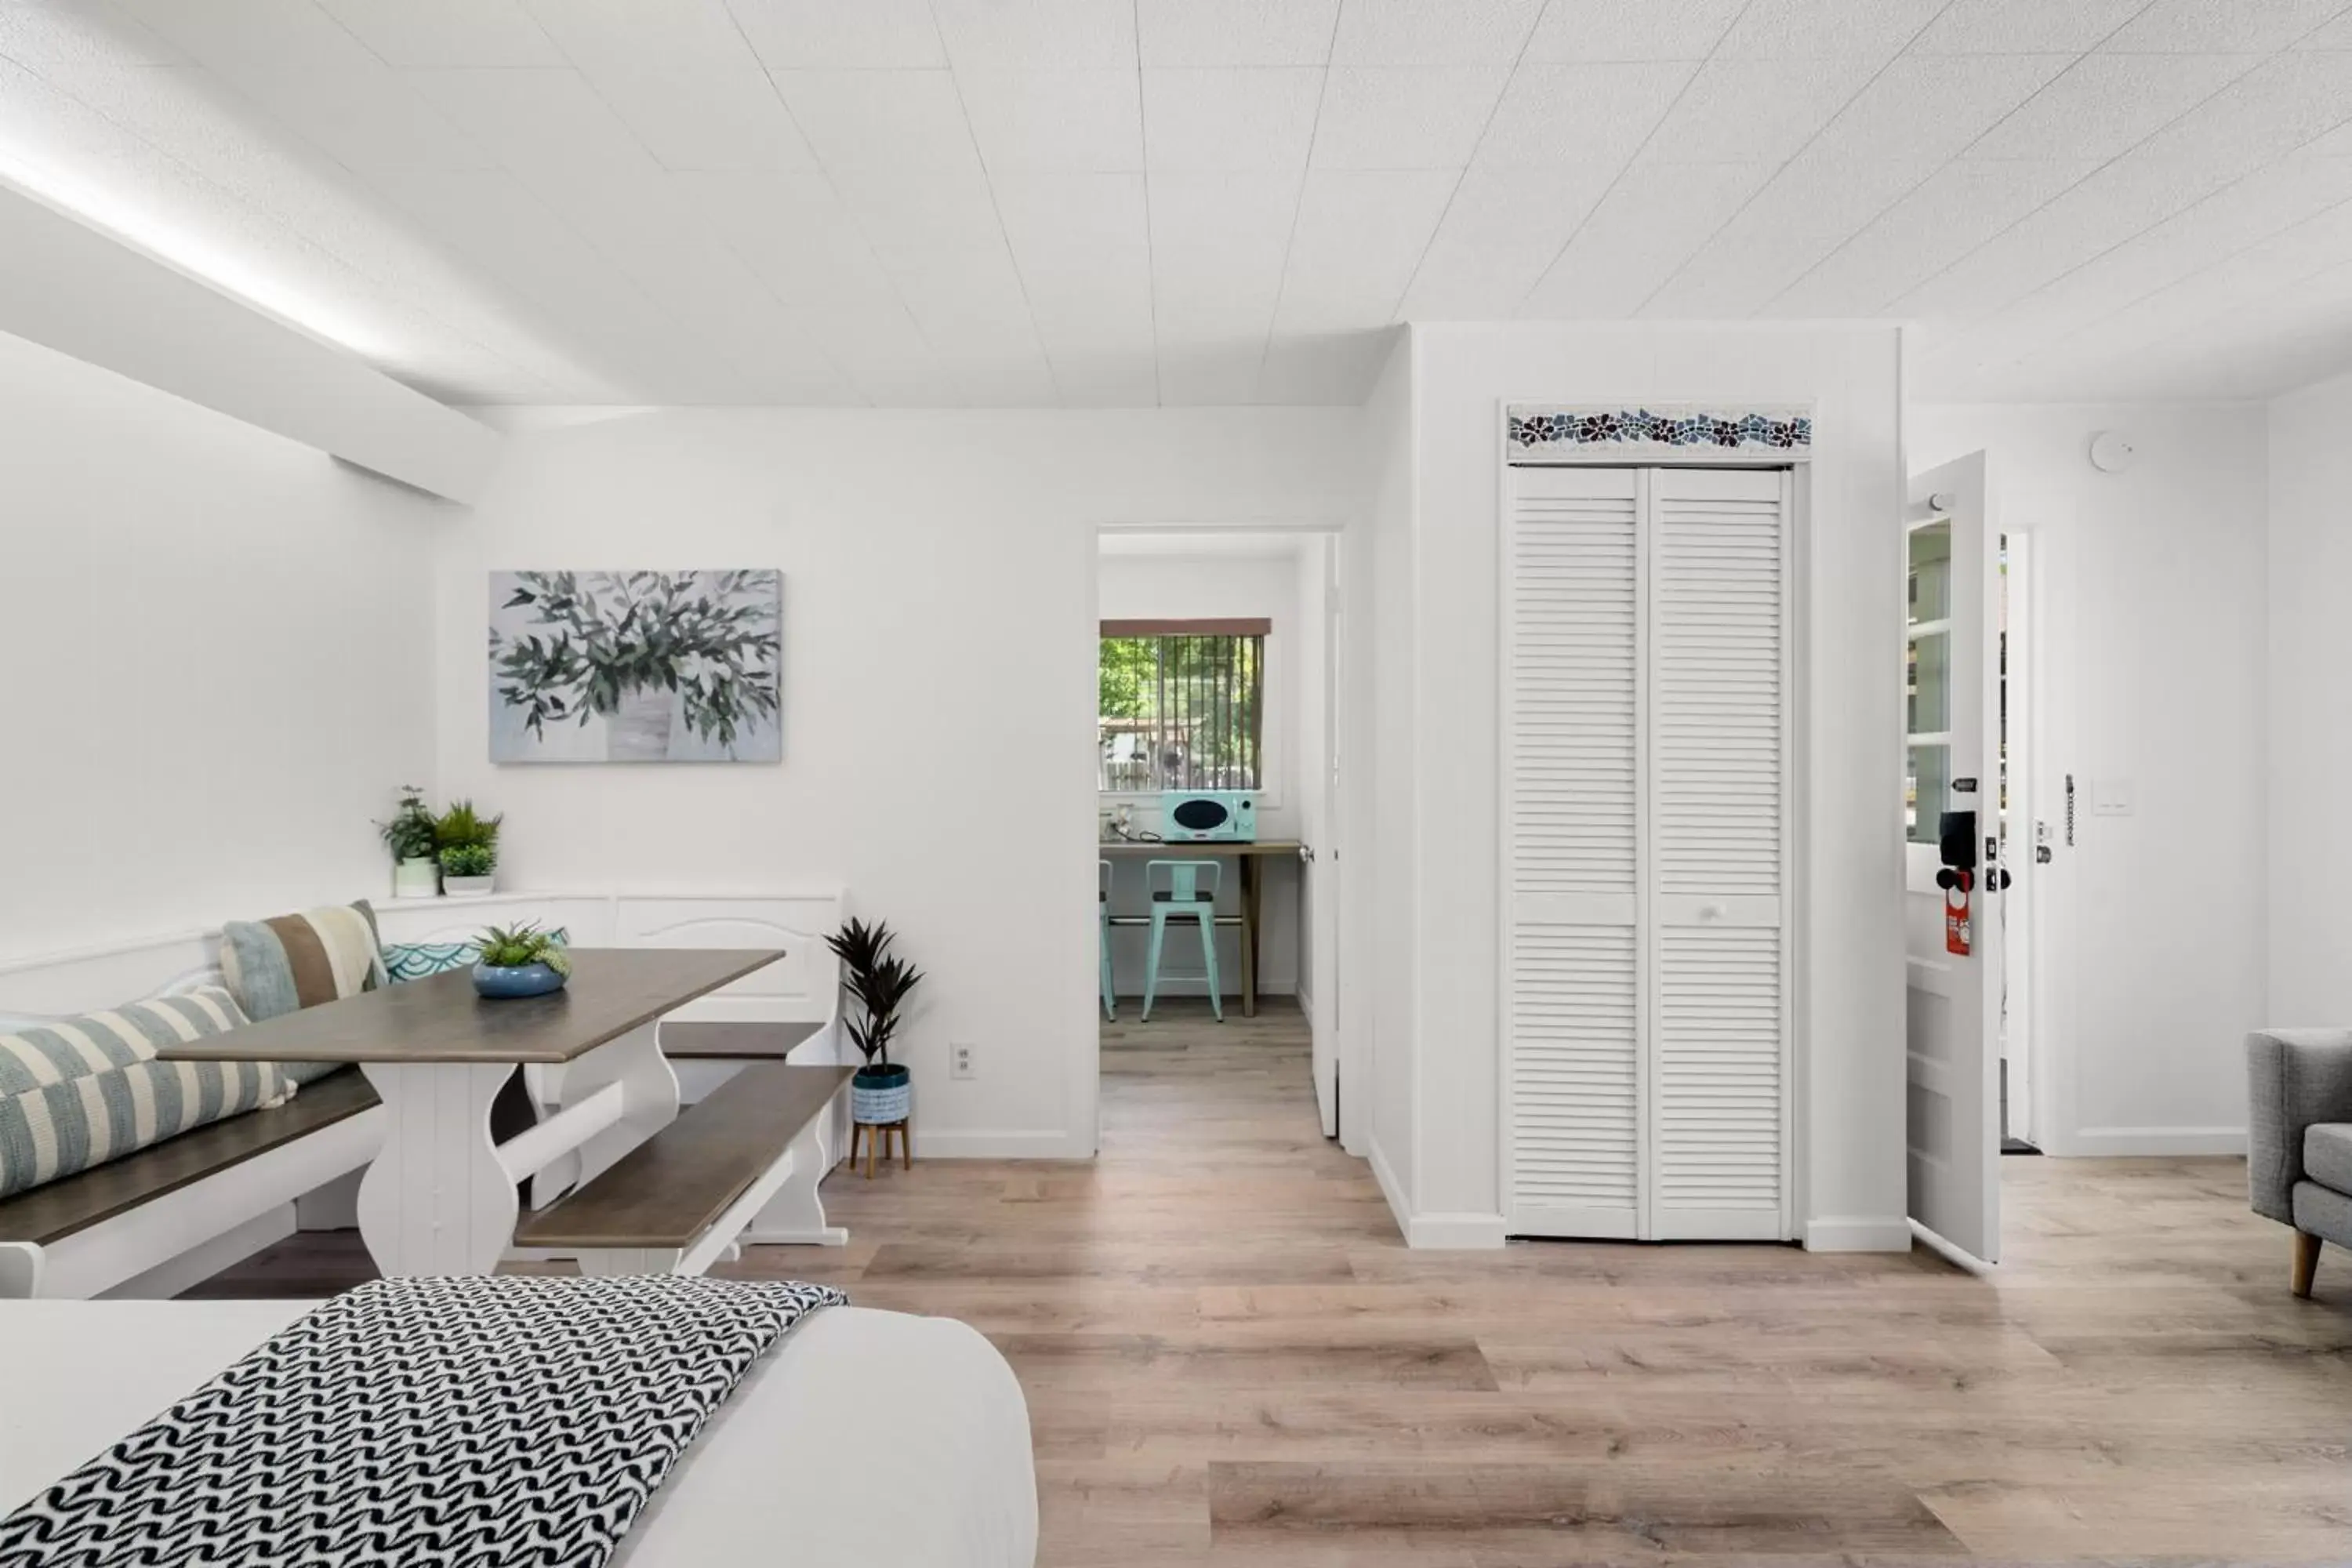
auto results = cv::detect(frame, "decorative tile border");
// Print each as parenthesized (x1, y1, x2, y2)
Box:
(1506, 403, 1813, 465)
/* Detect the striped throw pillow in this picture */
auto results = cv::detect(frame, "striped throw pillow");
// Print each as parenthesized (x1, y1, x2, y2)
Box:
(0, 989, 293, 1200)
(220, 902, 387, 1086)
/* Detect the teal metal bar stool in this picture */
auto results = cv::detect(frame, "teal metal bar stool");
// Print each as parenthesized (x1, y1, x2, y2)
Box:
(1142, 858, 1222, 1023)
(1098, 858, 1116, 1022)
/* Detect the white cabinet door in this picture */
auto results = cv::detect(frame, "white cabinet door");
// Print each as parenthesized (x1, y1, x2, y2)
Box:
(1648, 468, 1792, 1241)
(1904, 453, 2003, 1265)
(1502, 466, 1645, 1240)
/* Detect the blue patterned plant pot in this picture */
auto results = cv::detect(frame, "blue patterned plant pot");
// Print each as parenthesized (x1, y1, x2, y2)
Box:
(851, 1065, 911, 1123)
(473, 960, 567, 1000)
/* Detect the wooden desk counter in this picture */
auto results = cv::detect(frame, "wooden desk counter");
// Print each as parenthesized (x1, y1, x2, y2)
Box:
(1097, 839, 1303, 1017)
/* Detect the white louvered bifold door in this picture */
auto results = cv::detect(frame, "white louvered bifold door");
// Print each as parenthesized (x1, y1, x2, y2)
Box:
(1502, 466, 1645, 1240)
(1648, 467, 1792, 1240)
(1504, 464, 1793, 1242)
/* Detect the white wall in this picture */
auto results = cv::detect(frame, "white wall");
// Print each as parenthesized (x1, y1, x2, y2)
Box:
(1401, 322, 1909, 1249)
(1293, 532, 1330, 1019)
(0, 328, 446, 960)
(1095, 545, 1305, 996)
(433, 407, 1363, 1158)
(1911, 404, 2268, 1156)
(2267, 376, 2352, 1032)
(1363, 336, 1419, 1216)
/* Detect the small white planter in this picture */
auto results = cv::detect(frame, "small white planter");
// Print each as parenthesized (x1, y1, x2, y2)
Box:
(443, 875, 495, 898)
(391, 858, 440, 900)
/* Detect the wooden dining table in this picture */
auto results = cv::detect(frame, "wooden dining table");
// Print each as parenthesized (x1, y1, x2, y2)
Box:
(1098, 838, 1302, 1017)
(160, 948, 783, 1278)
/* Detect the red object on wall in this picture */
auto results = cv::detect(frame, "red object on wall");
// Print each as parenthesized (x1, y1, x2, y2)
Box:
(1944, 872, 1973, 957)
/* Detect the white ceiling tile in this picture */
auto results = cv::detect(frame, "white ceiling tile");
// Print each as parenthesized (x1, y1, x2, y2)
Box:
(1047, 349, 1160, 405)
(673, 169, 904, 310)
(1272, 167, 1457, 328)
(1808, 53, 2074, 166)
(1639, 57, 1871, 164)
(935, 343, 1061, 405)
(1521, 161, 1772, 316)
(1312, 65, 1509, 169)
(1712, 0, 1947, 60)
(875, 242, 1042, 354)
(2297, 9, 2352, 48)
(112, 0, 490, 170)
(515, 0, 814, 171)
(1472, 60, 1695, 169)
(992, 170, 1149, 256)
(722, 0, 945, 67)
(1149, 169, 1297, 345)
(960, 69, 1142, 171)
(1766, 156, 2097, 314)
(1965, 53, 2256, 163)
(1136, 0, 1337, 67)
(929, 0, 1135, 70)
(1521, 0, 1744, 62)
(410, 66, 655, 173)
(1641, 155, 1934, 316)
(786, 302, 942, 404)
(1144, 67, 1321, 171)
(2100, 0, 2348, 53)
(1257, 326, 1392, 401)
(1330, 0, 1544, 65)
(317, 0, 561, 67)
(1396, 162, 1617, 316)
(0, 2, 187, 66)
(833, 167, 1007, 249)
(1158, 340, 1269, 404)
(771, 68, 979, 169)
(1907, 0, 2147, 53)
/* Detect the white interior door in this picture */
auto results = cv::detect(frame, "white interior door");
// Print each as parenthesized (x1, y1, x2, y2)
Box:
(1503, 466, 1645, 1240)
(1648, 468, 1793, 1241)
(1309, 542, 1341, 1138)
(1905, 453, 2003, 1265)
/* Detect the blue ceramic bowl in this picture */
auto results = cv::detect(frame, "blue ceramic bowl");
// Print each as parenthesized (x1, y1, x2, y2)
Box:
(473, 960, 567, 1000)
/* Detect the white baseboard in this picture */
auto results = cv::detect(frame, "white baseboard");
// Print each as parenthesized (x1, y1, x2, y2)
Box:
(104, 1205, 296, 1299)
(1804, 1214, 1913, 1253)
(1366, 1138, 1504, 1249)
(902, 1129, 1093, 1160)
(2060, 1126, 2247, 1156)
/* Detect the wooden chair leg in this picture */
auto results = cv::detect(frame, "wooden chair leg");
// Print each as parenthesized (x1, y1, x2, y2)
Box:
(2293, 1230, 2322, 1297)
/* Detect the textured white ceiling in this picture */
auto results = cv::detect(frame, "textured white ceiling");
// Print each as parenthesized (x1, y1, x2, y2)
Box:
(6, 0, 2352, 406)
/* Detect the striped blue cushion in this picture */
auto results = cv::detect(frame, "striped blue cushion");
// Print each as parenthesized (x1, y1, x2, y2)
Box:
(0, 989, 293, 1200)
(383, 929, 570, 984)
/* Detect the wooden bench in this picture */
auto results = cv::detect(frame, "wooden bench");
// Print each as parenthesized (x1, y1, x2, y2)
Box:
(516, 1062, 852, 1276)
(0, 1069, 383, 1299)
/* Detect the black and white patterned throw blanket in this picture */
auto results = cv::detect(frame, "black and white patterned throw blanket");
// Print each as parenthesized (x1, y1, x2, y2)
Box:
(0, 1275, 848, 1567)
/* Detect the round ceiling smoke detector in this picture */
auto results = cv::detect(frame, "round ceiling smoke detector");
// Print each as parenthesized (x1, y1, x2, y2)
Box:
(2089, 430, 2138, 474)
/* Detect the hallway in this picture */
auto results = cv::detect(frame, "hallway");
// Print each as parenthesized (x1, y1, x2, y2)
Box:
(198, 1001, 2352, 1564)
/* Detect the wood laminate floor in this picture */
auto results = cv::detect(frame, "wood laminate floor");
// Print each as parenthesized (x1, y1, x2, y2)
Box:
(198, 1000, 2352, 1565)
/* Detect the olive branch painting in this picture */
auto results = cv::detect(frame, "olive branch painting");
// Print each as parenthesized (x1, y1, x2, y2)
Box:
(487, 570, 782, 764)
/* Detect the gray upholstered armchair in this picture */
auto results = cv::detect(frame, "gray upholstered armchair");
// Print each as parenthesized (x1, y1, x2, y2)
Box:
(2247, 1029, 2352, 1296)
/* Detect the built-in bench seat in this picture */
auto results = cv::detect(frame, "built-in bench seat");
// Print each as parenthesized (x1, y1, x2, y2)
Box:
(659, 1019, 826, 1058)
(0, 1069, 382, 1299)
(517, 1062, 852, 1275)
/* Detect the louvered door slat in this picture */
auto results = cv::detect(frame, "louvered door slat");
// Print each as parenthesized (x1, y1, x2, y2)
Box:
(1504, 466, 1642, 1240)
(1649, 467, 1791, 1243)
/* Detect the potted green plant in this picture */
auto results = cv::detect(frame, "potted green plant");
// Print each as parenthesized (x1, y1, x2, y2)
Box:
(376, 786, 441, 900)
(435, 799, 504, 896)
(826, 917, 924, 1124)
(471, 922, 571, 1000)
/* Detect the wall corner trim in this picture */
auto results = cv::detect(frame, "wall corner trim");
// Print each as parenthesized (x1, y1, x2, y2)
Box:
(1803, 1214, 1914, 1253)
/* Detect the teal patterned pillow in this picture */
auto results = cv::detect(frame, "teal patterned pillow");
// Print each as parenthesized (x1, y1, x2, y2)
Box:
(383, 929, 568, 983)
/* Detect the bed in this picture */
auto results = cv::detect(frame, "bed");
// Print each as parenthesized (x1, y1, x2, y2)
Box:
(0, 1298, 1037, 1567)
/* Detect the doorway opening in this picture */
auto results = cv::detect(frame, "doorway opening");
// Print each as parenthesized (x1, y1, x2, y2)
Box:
(1090, 527, 1348, 1150)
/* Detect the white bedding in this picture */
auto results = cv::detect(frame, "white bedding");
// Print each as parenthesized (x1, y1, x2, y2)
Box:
(0, 1299, 1036, 1568)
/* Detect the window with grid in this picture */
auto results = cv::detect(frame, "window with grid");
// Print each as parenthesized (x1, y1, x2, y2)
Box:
(1098, 619, 1267, 793)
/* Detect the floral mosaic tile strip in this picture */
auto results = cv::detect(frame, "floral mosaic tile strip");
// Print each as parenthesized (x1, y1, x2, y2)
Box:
(1506, 405, 1813, 462)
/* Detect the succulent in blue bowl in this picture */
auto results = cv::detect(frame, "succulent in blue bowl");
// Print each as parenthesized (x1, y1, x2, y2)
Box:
(471, 922, 572, 999)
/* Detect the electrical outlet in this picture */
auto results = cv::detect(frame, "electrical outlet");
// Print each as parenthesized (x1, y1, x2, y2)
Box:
(950, 1042, 976, 1080)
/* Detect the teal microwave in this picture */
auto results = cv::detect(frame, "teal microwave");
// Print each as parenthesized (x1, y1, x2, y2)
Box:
(1162, 790, 1256, 841)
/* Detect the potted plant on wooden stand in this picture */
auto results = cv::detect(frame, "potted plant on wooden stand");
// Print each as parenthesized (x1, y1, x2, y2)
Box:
(826, 918, 924, 1168)
(377, 786, 441, 900)
(435, 799, 503, 896)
